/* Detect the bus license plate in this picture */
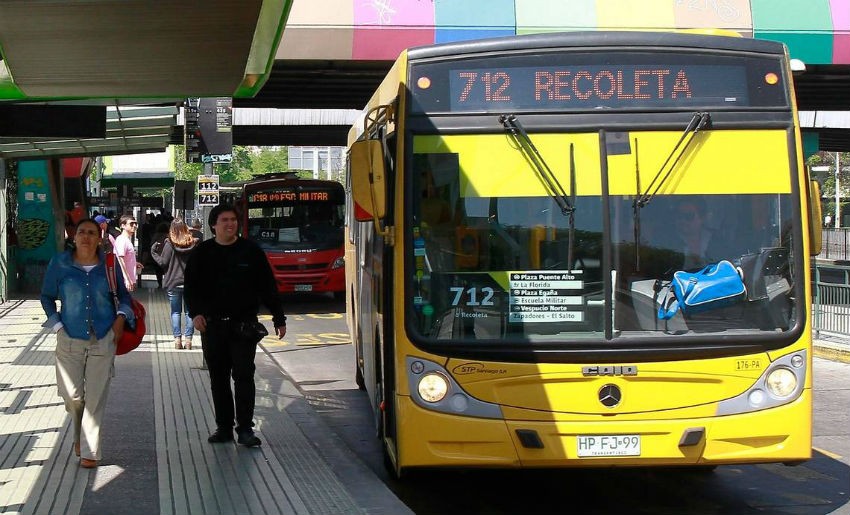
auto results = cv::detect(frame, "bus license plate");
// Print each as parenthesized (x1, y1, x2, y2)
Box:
(577, 435, 641, 457)
(294, 284, 313, 292)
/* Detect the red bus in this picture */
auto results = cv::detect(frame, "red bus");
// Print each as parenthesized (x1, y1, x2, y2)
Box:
(237, 172, 345, 296)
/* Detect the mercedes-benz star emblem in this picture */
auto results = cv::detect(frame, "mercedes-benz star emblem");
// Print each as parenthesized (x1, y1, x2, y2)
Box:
(598, 384, 622, 408)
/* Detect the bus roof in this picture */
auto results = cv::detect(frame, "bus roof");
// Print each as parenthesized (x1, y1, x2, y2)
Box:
(407, 31, 787, 62)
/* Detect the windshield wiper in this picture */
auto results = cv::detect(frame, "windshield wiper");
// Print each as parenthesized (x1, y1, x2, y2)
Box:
(633, 137, 642, 271)
(635, 112, 711, 208)
(500, 114, 575, 216)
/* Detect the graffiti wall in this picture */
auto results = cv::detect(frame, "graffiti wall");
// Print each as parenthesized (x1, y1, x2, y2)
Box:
(0, 158, 7, 301)
(16, 160, 59, 294)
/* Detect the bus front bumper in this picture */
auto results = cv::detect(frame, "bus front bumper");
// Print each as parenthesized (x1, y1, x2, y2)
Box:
(395, 391, 812, 469)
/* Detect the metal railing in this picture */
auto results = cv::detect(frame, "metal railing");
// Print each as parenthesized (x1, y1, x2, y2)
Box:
(820, 229, 850, 261)
(812, 261, 850, 338)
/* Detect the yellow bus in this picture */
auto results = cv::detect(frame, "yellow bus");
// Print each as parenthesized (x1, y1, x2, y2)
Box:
(345, 31, 823, 477)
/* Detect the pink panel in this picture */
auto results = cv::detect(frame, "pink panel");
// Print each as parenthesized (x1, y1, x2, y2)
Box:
(353, 27, 435, 60)
(354, 0, 434, 26)
(832, 0, 850, 63)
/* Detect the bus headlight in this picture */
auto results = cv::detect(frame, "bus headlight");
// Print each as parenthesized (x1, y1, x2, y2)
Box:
(748, 389, 766, 407)
(715, 350, 807, 416)
(766, 367, 797, 398)
(418, 373, 449, 403)
(331, 256, 345, 269)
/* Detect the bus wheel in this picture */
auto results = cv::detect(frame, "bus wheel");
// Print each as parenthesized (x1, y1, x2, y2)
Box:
(381, 413, 404, 479)
(354, 324, 366, 390)
(355, 363, 366, 390)
(690, 465, 718, 473)
(373, 383, 383, 439)
(382, 442, 403, 479)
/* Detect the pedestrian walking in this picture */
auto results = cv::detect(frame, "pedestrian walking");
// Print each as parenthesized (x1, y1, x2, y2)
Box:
(190, 218, 204, 240)
(114, 214, 142, 291)
(152, 218, 200, 349)
(40, 218, 135, 468)
(185, 204, 287, 447)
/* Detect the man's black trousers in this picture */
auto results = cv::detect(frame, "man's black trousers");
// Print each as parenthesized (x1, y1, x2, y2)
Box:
(201, 319, 258, 433)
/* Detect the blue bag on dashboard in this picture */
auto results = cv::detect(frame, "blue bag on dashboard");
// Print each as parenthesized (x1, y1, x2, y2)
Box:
(658, 260, 746, 320)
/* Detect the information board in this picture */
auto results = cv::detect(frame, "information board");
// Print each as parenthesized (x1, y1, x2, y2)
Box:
(198, 175, 220, 206)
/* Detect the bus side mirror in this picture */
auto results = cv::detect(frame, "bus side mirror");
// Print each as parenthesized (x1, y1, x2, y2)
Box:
(808, 180, 822, 256)
(350, 140, 387, 222)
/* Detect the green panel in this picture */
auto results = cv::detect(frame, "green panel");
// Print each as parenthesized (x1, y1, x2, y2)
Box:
(0, 58, 25, 100)
(515, 0, 596, 31)
(752, 0, 833, 30)
(803, 132, 820, 159)
(752, 0, 835, 64)
(235, 0, 295, 98)
(100, 175, 174, 188)
(754, 31, 833, 64)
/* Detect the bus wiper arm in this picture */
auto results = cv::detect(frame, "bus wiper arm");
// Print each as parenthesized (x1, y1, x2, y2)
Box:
(635, 112, 711, 208)
(500, 114, 575, 216)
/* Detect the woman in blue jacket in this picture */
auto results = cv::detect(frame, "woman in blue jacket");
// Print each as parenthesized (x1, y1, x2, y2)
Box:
(41, 218, 135, 469)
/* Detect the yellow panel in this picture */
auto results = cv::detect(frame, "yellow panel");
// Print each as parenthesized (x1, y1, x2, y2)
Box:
(414, 133, 602, 197)
(595, 0, 676, 29)
(414, 130, 792, 198)
(608, 129, 793, 195)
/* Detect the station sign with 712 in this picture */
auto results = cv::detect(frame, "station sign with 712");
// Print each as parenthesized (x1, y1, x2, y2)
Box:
(198, 175, 220, 206)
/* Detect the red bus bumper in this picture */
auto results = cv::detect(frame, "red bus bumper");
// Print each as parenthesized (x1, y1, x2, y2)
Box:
(266, 251, 345, 294)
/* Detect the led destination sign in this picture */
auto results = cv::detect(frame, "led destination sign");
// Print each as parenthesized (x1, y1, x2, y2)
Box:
(248, 188, 332, 205)
(449, 64, 747, 111)
(410, 52, 787, 113)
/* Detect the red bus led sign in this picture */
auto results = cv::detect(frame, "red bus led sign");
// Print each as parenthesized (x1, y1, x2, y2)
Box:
(248, 189, 330, 204)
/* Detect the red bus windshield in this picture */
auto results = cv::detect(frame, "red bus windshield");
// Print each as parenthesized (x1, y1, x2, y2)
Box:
(242, 181, 345, 252)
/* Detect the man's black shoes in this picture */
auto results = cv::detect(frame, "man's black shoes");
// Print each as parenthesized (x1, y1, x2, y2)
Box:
(207, 428, 234, 443)
(237, 429, 262, 447)
(207, 427, 260, 447)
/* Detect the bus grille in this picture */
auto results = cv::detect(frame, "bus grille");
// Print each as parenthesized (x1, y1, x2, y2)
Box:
(274, 263, 328, 271)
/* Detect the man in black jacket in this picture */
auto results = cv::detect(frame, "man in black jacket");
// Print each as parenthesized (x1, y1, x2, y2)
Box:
(184, 204, 287, 447)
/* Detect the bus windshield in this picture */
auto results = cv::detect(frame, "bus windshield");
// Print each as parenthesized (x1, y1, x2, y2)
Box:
(408, 131, 798, 343)
(244, 185, 344, 252)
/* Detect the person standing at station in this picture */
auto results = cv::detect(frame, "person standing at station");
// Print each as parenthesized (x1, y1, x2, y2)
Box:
(114, 214, 142, 291)
(190, 218, 204, 240)
(95, 214, 116, 253)
(152, 218, 199, 349)
(184, 204, 287, 447)
(69, 201, 86, 225)
(40, 218, 135, 468)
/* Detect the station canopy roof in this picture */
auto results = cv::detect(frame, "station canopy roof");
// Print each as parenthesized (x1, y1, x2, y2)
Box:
(99, 171, 175, 189)
(0, 104, 179, 160)
(0, 1, 291, 159)
(0, 1, 292, 101)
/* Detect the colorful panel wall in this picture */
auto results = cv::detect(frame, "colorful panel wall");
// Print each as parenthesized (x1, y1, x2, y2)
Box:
(353, 0, 435, 60)
(831, 0, 850, 64)
(434, 0, 515, 43)
(753, 0, 834, 64)
(276, 0, 850, 64)
(16, 160, 61, 294)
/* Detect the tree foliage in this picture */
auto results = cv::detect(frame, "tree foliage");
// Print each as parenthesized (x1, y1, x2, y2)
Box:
(171, 145, 290, 184)
(807, 151, 850, 222)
